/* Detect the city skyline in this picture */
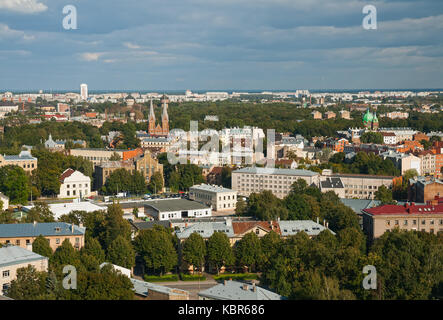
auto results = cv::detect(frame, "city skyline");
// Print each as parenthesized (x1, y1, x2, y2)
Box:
(1, 0, 443, 90)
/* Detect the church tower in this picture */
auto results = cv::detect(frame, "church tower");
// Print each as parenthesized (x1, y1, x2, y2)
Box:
(161, 99, 169, 136)
(148, 99, 156, 136)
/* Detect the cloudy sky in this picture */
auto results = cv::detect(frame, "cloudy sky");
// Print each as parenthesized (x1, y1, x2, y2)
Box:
(0, 0, 442, 91)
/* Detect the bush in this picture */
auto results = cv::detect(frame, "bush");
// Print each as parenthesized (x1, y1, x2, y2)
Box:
(213, 273, 258, 281)
(179, 273, 206, 281)
(143, 274, 179, 282)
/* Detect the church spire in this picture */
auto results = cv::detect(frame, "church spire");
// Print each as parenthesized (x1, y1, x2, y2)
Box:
(162, 99, 168, 122)
(149, 99, 155, 121)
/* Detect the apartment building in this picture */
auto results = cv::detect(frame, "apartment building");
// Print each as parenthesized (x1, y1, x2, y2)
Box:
(408, 177, 443, 203)
(232, 167, 321, 199)
(0, 222, 86, 251)
(0, 151, 37, 173)
(189, 184, 237, 212)
(417, 150, 436, 176)
(322, 170, 394, 200)
(0, 246, 48, 295)
(380, 151, 421, 175)
(362, 200, 443, 239)
(69, 148, 143, 165)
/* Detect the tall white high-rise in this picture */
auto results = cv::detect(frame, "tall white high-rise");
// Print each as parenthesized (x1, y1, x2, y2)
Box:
(80, 84, 88, 100)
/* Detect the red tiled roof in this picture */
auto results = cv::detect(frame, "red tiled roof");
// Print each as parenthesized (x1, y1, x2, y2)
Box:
(209, 167, 223, 175)
(232, 221, 281, 235)
(60, 168, 75, 183)
(363, 203, 443, 216)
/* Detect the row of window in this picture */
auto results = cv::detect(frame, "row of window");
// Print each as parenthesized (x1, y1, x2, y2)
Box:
(66, 190, 88, 196)
(387, 219, 443, 226)
(345, 185, 380, 190)
(2, 237, 80, 246)
(66, 183, 88, 188)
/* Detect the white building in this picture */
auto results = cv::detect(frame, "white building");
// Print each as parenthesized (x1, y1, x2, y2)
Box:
(144, 198, 212, 221)
(189, 184, 237, 212)
(58, 168, 91, 198)
(0, 193, 9, 211)
(381, 132, 397, 145)
(80, 84, 88, 100)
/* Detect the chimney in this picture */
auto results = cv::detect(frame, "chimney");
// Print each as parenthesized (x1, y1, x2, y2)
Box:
(33, 221, 37, 227)
(326, 222, 329, 229)
(252, 283, 256, 292)
(316, 217, 319, 224)
(242, 284, 249, 291)
(71, 223, 74, 233)
(224, 280, 227, 286)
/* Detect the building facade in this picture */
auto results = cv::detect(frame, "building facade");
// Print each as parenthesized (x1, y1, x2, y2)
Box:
(0, 151, 37, 173)
(59, 169, 91, 198)
(189, 184, 237, 212)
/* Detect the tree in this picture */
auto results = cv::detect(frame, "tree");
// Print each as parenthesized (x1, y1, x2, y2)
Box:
(207, 232, 234, 274)
(23, 202, 55, 223)
(81, 237, 105, 263)
(147, 171, 164, 194)
(235, 232, 262, 272)
(133, 226, 178, 275)
(110, 152, 121, 161)
(0, 165, 30, 204)
(247, 191, 289, 220)
(235, 197, 247, 216)
(50, 239, 81, 270)
(374, 185, 394, 205)
(0, 210, 16, 224)
(182, 232, 206, 273)
(361, 132, 383, 144)
(101, 203, 132, 250)
(106, 235, 135, 269)
(221, 167, 232, 188)
(103, 169, 147, 195)
(6, 265, 47, 300)
(32, 235, 53, 258)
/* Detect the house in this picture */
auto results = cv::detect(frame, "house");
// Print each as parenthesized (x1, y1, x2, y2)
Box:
(0, 151, 37, 173)
(408, 177, 443, 203)
(144, 198, 212, 221)
(189, 184, 237, 212)
(311, 111, 322, 119)
(0, 245, 48, 295)
(198, 280, 284, 300)
(58, 168, 91, 198)
(23, 200, 105, 220)
(381, 132, 397, 145)
(0, 222, 86, 251)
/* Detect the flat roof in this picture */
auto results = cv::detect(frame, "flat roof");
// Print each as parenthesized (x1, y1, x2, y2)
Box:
(131, 278, 189, 298)
(233, 167, 319, 177)
(190, 184, 235, 193)
(145, 198, 210, 213)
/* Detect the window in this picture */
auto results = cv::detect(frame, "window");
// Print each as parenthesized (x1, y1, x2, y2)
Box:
(394, 220, 399, 226)
(413, 220, 417, 225)
(2, 270, 10, 278)
(26, 239, 30, 244)
(421, 220, 426, 225)
(15, 240, 20, 245)
(404, 220, 408, 226)
(56, 238, 60, 244)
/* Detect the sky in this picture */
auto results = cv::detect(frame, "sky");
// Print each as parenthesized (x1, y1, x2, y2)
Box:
(0, 0, 442, 91)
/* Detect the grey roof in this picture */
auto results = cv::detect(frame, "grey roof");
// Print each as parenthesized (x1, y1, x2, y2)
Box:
(145, 198, 210, 213)
(233, 167, 319, 177)
(278, 220, 335, 237)
(190, 184, 235, 193)
(198, 280, 284, 300)
(340, 198, 382, 214)
(131, 278, 189, 298)
(320, 177, 344, 189)
(0, 222, 85, 238)
(0, 245, 48, 268)
(176, 220, 234, 239)
(3, 151, 36, 161)
(132, 220, 171, 231)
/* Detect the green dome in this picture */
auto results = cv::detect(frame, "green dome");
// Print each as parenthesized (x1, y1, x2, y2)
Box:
(363, 109, 373, 122)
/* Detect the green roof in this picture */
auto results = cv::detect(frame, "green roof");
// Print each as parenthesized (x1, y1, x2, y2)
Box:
(363, 109, 373, 122)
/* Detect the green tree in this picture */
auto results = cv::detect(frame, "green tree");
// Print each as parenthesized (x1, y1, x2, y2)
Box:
(182, 232, 206, 273)
(81, 237, 106, 263)
(110, 152, 121, 161)
(32, 235, 53, 258)
(361, 132, 384, 144)
(235, 197, 247, 216)
(51, 239, 81, 270)
(0, 165, 30, 204)
(6, 265, 47, 300)
(106, 235, 136, 269)
(235, 232, 262, 272)
(147, 171, 164, 194)
(0, 210, 16, 224)
(101, 203, 132, 250)
(133, 226, 178, 275)
(23, 202, 55, 223)
(207, 231, 234, 274)
(374, 185, 394, 205)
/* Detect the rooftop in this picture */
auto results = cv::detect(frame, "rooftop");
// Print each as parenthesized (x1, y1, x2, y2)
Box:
(190, 184, 235, 193)
(278, 220, 335, 236)
(131, 278, 189, 298)
(233, 167, 319, 177)
(363, 203, 443, 216)
(0, 245, 48, 268)
(320, 177, 344, 189)
(0, 222, 86, 238)
(198, 280, 284, 300)
(145, 198, 210, 213)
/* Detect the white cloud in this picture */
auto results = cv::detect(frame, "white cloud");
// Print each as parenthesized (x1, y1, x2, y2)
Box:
(79, 52, 105, 61)
(0, 0, 48, 14)
(123, 42, 141, 49)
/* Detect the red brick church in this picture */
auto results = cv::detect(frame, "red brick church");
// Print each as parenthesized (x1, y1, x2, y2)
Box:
(148, 95, 169, 136)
